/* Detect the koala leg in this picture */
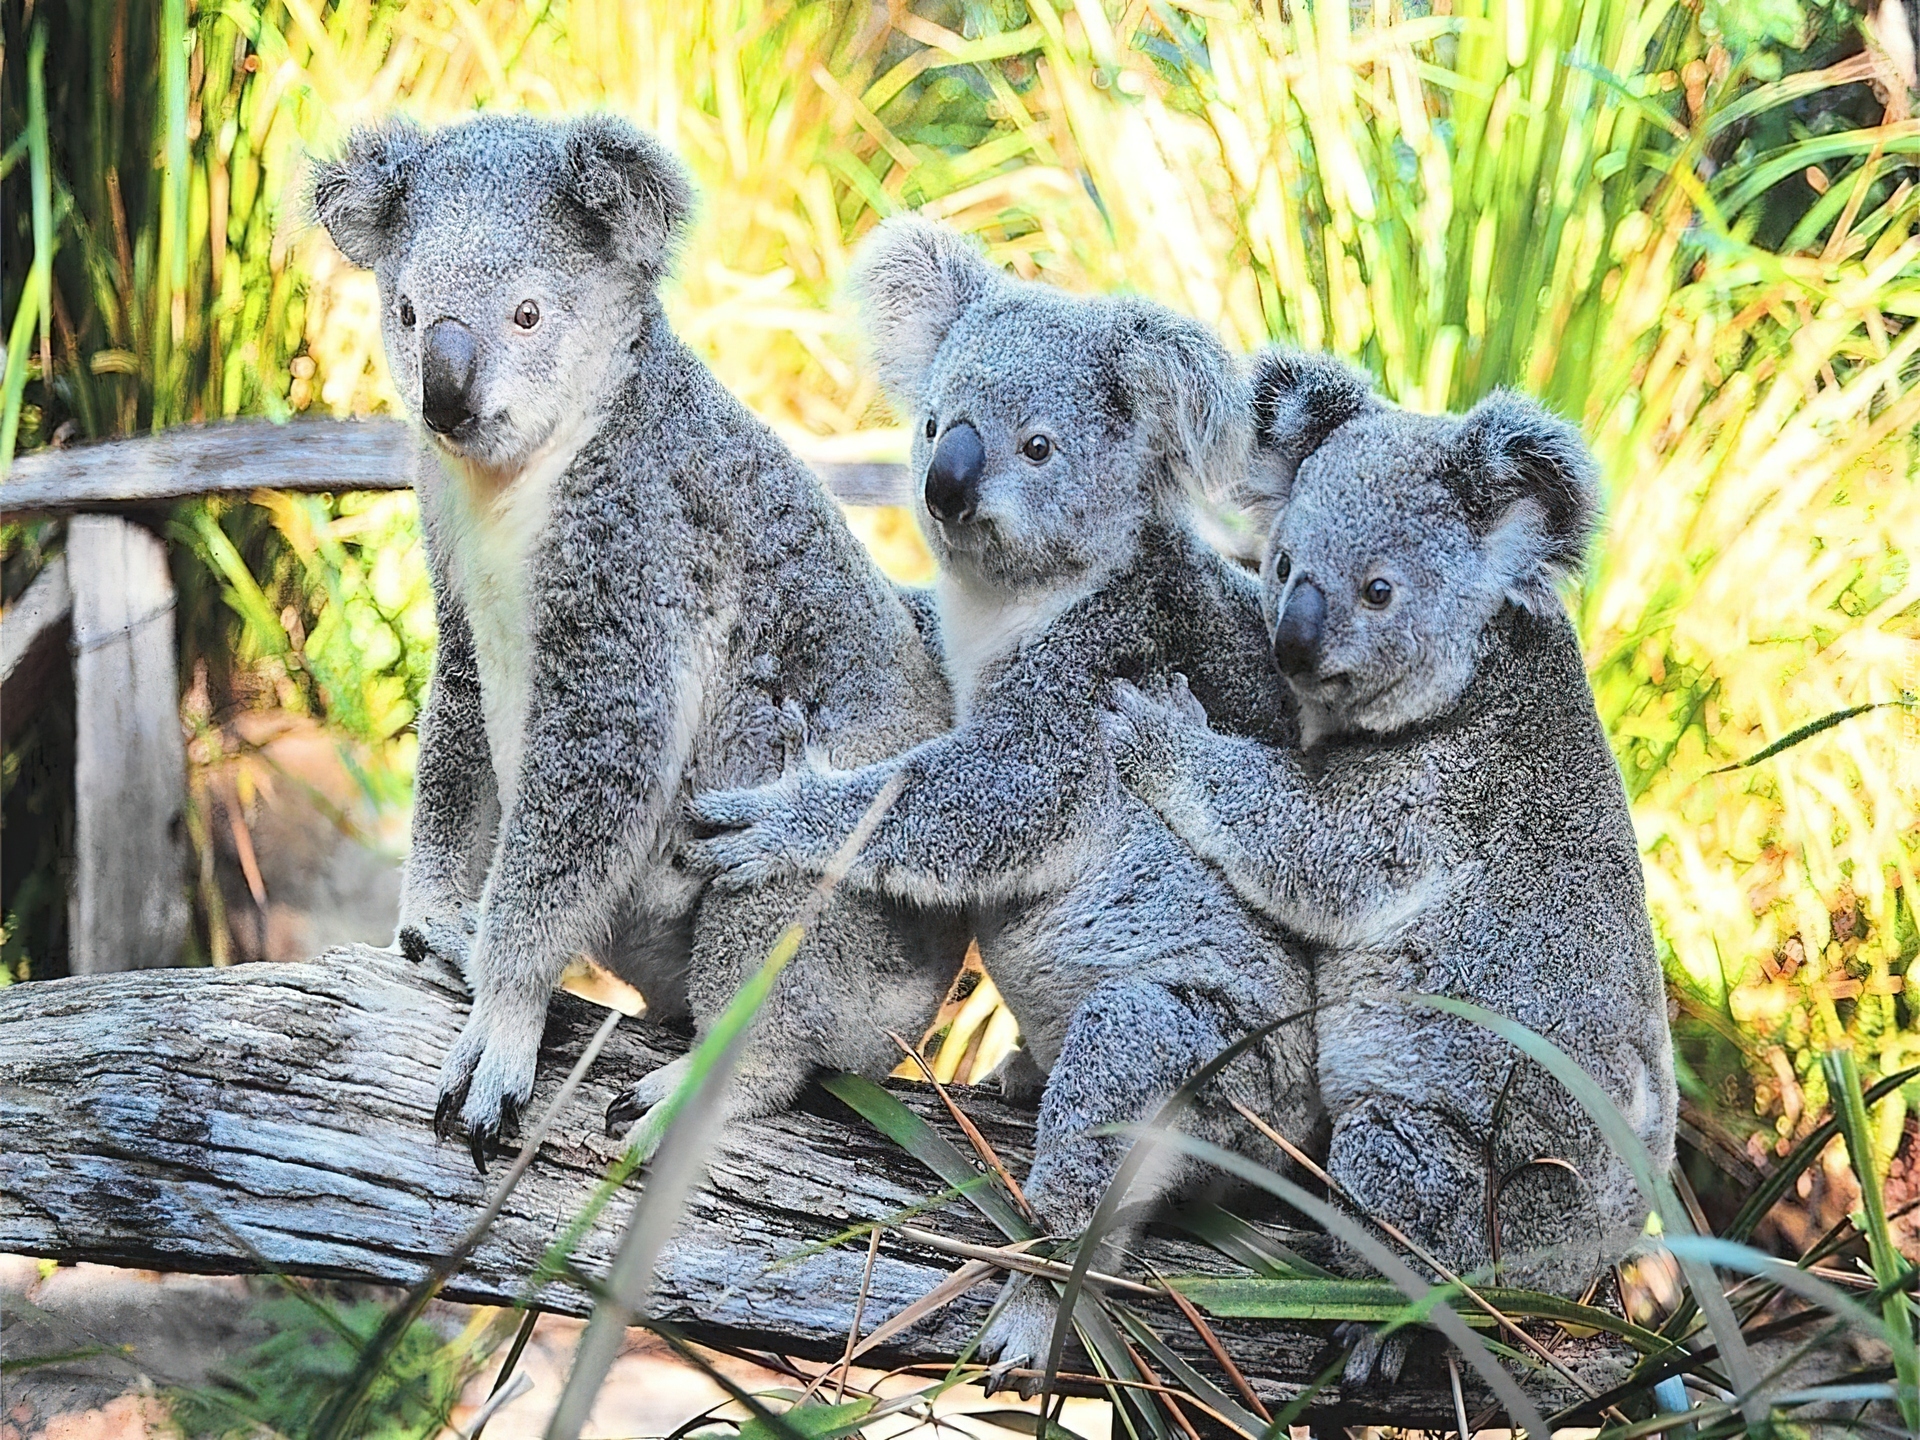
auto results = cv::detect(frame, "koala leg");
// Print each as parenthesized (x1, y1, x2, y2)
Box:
(976, 977, 1260, 1397)
(605, 881, 963, 1134)
(1325, 1096, 1491, 1278)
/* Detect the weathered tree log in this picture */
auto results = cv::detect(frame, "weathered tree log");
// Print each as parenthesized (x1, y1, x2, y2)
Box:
(0, 419, 911, 516)
(0, 946, 1625, 1424)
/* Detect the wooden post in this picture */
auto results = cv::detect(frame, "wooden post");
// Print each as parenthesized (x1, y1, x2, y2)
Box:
(65, 516, 189, 973)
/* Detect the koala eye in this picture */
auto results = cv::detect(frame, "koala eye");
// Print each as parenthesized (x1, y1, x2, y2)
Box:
(1274, 553, 1292, 584)
(397, 297, 416, 329)
(1021, 434, 1053, 463)
(514, 299, 541, 330)
(925, 416, 938, 441)
(1362, 577, 1394, 608)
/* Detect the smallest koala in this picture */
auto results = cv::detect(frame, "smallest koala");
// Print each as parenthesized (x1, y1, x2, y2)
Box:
(1104, 351, 1676, 1310)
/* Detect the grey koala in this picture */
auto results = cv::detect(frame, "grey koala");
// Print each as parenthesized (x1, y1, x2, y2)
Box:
(1103, 350, 1677, 1309)
(312, 114, 968, 1169)
(687, 219, 1318, 1391)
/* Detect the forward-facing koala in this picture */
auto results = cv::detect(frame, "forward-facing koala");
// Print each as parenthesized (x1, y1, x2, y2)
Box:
(1103, 351, 1676, 1302)
(313, 115, 968, 1167)
(688, 219, 1317, 1389)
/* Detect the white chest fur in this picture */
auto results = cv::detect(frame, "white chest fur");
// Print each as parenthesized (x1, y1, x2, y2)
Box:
(434, 425, 585, 806)
(936, 573, 1095, 719)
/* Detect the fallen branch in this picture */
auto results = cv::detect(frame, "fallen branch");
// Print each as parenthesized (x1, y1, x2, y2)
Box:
(0, 945, 1626, 1424)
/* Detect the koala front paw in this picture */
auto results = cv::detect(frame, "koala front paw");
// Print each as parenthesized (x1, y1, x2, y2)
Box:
(683, 785, 818, 892)
(976, 1274, 1062, 1399)
(1099, 679, 1193, 784)
(434, 1001, 543, 1175)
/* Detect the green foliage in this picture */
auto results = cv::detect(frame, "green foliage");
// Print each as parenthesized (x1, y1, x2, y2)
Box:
(167, 1291, 478, 1440)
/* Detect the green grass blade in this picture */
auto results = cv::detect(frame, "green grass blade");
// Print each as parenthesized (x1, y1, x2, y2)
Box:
(821, 1073, 1034, 1241)
(1143, 1129, 1553, 1438)
(1169, 1275, 1672, 1354)
(1821, 1047, 1920, 1428)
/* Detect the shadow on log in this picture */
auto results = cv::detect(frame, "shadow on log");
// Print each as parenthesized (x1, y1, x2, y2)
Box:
(0, 945, 1627, 1425)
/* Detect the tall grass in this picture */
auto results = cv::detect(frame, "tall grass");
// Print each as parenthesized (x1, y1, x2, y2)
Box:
(2, 0, 1917, 1426)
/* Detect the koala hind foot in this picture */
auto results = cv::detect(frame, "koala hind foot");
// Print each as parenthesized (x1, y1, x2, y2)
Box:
(976, 1274, 1061, 1399)
(398, 902, 479, 985)
(604, 1054, 810, 1139)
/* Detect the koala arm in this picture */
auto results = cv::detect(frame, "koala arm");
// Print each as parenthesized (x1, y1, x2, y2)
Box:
(397, 549, 496, 972)
(1102, 680, 1432, 940)
(688, 637, 1108, 908)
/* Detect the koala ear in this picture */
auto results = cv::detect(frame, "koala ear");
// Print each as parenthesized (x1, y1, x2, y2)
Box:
(1453, 390, 1601, 611)
(851, 216, 997, 410)
(311, 121, 424, 268)
(560, 116, 695, 276)
(1243, 347, 1376, 513)
(1111, 302, 1251, 501)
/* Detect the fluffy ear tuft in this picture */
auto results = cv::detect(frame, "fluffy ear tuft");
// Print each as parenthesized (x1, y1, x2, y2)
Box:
(1111, 301, 1251, 502)
(851, 216, 997, 411)
(1454, 390, 1600, 610)
(560, 116, 695, 277)
(1244, 348, 1376, 512)
(311, 122, 424, 268)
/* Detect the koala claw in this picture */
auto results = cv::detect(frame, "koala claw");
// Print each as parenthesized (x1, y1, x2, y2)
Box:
(605, 1056, 693, 1137)
(979, 1357, 1033, 1399)
(1333, 1322, 1410, 1390)
(432, 1083, 468, 1143)
(604, 1091, 647, 1136)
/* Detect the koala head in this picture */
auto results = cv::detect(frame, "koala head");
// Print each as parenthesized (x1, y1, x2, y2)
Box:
(312, 114, 693, 471)
(1244, 348, 1599, 741)
(853, 217, 1246, 593)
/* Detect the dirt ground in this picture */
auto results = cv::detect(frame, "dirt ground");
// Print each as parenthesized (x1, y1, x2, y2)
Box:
(0, 1258, 1114, 1440)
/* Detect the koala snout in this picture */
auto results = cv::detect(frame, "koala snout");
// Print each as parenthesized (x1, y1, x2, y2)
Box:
(924, 421, 985, 525)
(421, 318, 480, 435)
(1271, 579, 1326, 676)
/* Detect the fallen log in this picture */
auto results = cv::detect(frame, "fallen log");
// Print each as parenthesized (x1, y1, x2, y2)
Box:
(0, 945, 1626, 1425)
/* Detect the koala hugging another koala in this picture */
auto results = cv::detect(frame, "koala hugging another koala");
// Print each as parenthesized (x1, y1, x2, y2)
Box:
(313, 114, 968, 1169)
(1105, 350, 1678, 1308)
(689, 219, 1323, 1390)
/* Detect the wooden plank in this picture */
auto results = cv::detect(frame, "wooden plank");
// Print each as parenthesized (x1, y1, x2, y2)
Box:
(0, 420, 911, 515)
(66, 517, 190, 973)
(0, 945, 1624, 1424)
(0, 554, 72, 747)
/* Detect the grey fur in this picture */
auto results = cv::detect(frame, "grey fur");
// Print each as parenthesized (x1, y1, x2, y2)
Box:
(314, 115, 967, 1164)
(688, 218, 1313, 1390)
(1103, 350, 1675, 1299)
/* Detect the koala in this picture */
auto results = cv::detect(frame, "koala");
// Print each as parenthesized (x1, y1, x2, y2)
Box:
(1103, 350, 1677, 1313)
(312, 115, 968, 1169)
(687, 219, 1318, 1392)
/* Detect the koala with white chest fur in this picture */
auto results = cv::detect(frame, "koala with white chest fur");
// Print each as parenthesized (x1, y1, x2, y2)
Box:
(687, 220, 1318, 1391)
(1104, 351, 1676, 1308)
(313, 115, 968, 1168)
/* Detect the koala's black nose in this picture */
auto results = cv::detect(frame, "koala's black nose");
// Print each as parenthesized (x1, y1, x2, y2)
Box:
(421, 318, 479, 435)
(924, 421, 985, 525)
(1271, 580, 1325, 677)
